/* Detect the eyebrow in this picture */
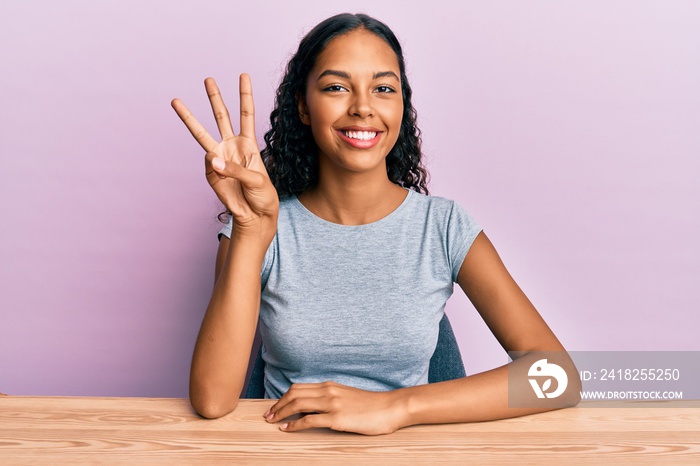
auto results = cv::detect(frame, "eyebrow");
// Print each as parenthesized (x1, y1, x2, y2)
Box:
(373, 71, 400, 81)
(317, 69, 400, 81)
(318, 69, 350, 80)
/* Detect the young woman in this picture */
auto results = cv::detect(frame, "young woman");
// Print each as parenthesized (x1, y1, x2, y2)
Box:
(172, 13, 580, 435)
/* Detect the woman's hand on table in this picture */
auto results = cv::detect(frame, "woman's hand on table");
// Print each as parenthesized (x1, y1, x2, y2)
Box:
(264, 381, 407, 435)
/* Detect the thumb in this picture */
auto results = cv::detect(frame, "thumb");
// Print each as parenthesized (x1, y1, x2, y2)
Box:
(210, 155, 264, 188)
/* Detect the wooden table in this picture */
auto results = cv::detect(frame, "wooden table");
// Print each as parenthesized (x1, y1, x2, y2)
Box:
(1, 396, 699, 465)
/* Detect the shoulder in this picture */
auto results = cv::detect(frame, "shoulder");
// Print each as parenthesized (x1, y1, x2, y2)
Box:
(276, 195, 306, 223)
(406, 190, 469, 223)
(409, 191, 482, 242)
(278, 195, 298, 209)
(403, 191, 481, 243)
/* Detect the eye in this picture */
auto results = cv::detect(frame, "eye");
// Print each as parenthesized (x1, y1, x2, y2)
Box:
(374, 85, 396, 94)
(322, 84, 348, 93)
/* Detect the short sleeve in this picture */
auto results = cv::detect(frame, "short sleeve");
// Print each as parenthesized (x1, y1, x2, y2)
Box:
(216, 215, 275, 290)
(447, 201, 482, 282)
(218, 216, 233, 241)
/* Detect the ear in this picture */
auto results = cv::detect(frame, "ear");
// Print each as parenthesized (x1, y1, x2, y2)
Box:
(296, 93, 310, 125)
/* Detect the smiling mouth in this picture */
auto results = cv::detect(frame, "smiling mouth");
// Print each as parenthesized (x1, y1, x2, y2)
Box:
(340, 130, 379, 140)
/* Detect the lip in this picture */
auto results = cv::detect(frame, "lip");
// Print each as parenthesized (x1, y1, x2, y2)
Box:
(335, 126, 384, 149)
(337, 125, 383, 132)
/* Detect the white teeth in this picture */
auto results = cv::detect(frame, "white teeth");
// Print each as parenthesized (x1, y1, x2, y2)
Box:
(343, 130, 377, 140)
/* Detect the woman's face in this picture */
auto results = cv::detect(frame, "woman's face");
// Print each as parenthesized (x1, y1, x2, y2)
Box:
(299, 28, 403, 176)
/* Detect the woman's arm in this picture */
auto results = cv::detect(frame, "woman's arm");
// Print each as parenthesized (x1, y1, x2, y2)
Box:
(189, 230, 272, 419)
(264, 231, 580, 433)
(171, 75, 279, 418)
(389, 231, 581, 426)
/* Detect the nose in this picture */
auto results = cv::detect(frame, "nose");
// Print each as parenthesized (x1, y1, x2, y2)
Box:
(348, 91, 374, 118)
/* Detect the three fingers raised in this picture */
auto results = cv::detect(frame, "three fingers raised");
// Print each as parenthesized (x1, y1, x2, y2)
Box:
(171, 73, 256, 150)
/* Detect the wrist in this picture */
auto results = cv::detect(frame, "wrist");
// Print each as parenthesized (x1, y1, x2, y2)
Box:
(231, 215, 277, 246)
(388, 387, 416, 430)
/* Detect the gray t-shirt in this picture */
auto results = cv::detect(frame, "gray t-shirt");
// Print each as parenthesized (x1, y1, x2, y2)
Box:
(219, 189, 482, 398)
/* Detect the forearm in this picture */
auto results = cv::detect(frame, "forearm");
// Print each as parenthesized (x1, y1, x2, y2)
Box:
(394, 353, 581, 428)
(190, 229, 270, 418)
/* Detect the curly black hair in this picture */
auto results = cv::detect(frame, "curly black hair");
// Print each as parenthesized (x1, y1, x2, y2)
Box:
(262, 13, 429, 199)
(219, 14, 429, 222)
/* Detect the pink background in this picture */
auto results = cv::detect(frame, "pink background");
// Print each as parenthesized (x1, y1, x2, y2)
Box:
(1, 1, 698, 397)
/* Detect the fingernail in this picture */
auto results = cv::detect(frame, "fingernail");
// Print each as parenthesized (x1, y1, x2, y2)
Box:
(212, 158, 225, 170)
(263, 409, 270, 417)
(265, 413, 274, 421)
(280, 423, 288, 430)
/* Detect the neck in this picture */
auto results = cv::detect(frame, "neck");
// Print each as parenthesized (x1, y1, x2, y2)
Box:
(298, 162, 408, 226)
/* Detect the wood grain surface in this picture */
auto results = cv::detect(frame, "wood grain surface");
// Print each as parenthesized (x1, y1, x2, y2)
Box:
(1, 397, 699, 464)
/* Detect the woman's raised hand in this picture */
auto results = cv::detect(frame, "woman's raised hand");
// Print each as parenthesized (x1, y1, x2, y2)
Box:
(171, 74, 279, 236)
